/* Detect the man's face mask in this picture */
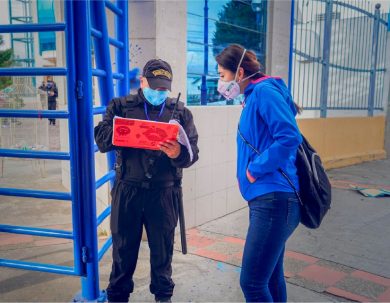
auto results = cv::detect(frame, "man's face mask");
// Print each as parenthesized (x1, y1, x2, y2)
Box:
(142, 87, 169, 106)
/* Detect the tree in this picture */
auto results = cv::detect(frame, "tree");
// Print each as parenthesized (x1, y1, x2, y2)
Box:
(0, 35, 13, 90)
(212, 0, 266, 61)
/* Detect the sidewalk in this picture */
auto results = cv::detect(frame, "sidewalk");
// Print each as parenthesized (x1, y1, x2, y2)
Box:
(1, 157, 390, 302)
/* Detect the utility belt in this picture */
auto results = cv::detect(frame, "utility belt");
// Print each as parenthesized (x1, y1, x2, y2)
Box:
(120, 179, 181, 189)
(114, 163, 181, 189)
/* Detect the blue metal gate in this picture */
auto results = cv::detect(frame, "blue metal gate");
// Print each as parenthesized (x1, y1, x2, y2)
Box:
(289, 0, 389, 117)
(0, 1, 128, 300)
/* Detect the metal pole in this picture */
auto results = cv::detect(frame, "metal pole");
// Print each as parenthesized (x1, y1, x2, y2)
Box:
(368, 4, 381, 117)
(288, 0, 295, 92)
(64, 0, 85, 277)
(200, 0, 208, 105)
(320, 0, 333, 118)
(116, 0, 129, 97)
(91, 0, 116, 182)
(72, 1, 101, 300)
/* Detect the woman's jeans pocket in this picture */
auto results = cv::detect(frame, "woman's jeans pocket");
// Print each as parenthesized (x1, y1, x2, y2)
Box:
(287, 196, 301, 232)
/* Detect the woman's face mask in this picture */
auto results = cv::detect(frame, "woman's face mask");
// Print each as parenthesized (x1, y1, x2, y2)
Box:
(217, 49, 258, 100)
(142, 87, 169, 106)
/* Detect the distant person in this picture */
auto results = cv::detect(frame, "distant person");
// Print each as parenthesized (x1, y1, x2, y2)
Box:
(39, 76, 58, 125)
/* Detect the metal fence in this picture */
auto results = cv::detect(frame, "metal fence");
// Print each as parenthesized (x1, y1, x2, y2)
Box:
(290, 0, 389, 117)
(0, 1, 128, 301)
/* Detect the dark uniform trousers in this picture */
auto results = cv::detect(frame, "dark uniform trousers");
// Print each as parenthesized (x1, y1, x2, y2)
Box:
(106, 180, 181, 302)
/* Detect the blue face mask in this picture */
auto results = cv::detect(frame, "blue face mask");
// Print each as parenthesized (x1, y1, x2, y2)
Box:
(142, 87, 169, 106)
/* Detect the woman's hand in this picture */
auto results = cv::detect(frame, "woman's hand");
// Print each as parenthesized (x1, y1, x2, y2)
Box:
(246, 168, 256, 183)
(159, 140, 181, 159)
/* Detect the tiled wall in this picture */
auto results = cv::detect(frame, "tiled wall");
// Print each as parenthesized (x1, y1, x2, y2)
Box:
(182, 106, 246, 229)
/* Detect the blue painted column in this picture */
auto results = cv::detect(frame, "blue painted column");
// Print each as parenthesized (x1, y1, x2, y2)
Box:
(288, 0, 295, 92)
(116, 0, 129, 97)
(368, 4, 381, 117)
(320, 0, 333, 118)
(200, 0, 208, 105)
(72, 0, 101, 300)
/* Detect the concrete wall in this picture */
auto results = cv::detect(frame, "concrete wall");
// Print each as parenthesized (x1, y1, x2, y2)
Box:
(129, 0, 187, 96)
(266, 0, 291, 81)
(298, 116, 387, 169)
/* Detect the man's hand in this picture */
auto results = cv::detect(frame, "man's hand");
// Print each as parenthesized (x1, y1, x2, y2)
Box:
(159, 140, 181, 159)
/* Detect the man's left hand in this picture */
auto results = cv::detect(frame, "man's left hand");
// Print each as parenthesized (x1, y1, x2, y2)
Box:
(159, 140, 181, 159)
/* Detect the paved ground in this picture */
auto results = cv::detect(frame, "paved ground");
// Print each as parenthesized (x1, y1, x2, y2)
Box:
(1, 129, 390, 302)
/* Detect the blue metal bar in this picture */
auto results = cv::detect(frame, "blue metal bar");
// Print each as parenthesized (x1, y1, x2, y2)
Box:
(200, 0, 208, 105)
(0, 23, 66, 33)
(92, 68, 107, 77)
(91, 27, 124, 49)
(0, 68, 67, 76)
(302, 1, 309, 109)
(0, 224, 73, 239)
(345, 0, 353, 109)
(330, 0, 388, 25)
(105, 0, 123, 16)
(359, 3, 371, 108)
(98, 236, 112, 261)
(116, 0, 129, 98)
(74, 1, 101, 299)
(288, 0, 295, 92)
(109, 36, 124, 49)
(0, 187, 72, 200)
(368, 4, 381, 116)
(0, 149, 70, 160)
(351, 2, 359, 109)
(113, 72, 124, 80)
(65, 0, 84, 278)
(296, 0, 304, 108)
(319, 0, 334, 118)
(0, 109, 69, 119)
(96, 170, 116, 190)
(97, 206, 111, 227)
(92, 70, 125, 81)
(91, 0, 116, 186)
(293, 49, 386, 73)
(91, 27, 103, 39)
(93, 106, 107, 115)
(0, 259, 78, 276)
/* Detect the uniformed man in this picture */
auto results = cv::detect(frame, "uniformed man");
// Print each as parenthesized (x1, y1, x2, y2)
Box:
(94, 59, 199, 303)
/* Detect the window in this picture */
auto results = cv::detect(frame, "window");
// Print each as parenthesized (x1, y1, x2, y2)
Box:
(187, 0, 267, 106)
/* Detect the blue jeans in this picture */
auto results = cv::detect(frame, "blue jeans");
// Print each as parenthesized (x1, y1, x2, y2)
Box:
(240, 192, 301, 302)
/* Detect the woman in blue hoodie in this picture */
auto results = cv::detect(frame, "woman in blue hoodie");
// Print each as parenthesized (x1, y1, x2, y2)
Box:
(216, 44, 302, 302)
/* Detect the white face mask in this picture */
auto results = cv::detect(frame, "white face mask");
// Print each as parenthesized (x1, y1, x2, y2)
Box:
(217, 49, 259, 100)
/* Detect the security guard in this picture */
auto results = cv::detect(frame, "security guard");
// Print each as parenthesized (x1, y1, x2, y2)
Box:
(94, 59, 199, 303)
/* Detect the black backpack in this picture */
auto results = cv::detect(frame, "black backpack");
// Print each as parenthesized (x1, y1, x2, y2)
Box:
(279, 136, 332, 228)
(238, 128, 332, 229)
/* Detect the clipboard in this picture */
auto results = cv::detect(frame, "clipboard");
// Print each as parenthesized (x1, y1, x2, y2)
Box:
(112, 116, 179, 150)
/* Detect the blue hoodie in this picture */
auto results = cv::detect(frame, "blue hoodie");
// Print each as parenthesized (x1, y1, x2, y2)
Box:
(237, 76, 302, 202)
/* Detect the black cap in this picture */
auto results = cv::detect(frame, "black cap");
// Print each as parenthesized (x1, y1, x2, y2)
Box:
(142, 59, 173, 91)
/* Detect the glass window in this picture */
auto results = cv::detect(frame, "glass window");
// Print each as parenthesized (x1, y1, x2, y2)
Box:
(187, 0, 268, 106)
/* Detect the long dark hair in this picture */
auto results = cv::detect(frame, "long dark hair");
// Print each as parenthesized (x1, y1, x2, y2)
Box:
(216, 44, 302, 113)
(215, 44, 264, 80)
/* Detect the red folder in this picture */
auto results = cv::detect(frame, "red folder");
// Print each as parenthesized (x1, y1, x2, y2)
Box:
(112, 117, 179, 150)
